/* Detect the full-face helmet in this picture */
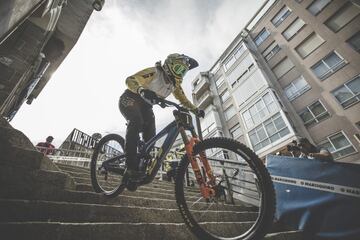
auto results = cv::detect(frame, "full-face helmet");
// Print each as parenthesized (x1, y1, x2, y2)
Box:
(164, 53, 198, 79)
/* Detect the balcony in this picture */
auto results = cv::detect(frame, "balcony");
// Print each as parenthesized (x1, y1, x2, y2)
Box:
(200, 107, 223, 138)
(196, 91, 213, 109)
(192, 73, 210, 99)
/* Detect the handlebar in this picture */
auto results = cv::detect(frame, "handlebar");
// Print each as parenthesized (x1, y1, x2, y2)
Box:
(156, 98, 189, 113)
(155, 98, 203, 139)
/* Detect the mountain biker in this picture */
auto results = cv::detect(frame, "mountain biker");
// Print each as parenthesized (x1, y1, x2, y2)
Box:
(119, 53, 205, 180)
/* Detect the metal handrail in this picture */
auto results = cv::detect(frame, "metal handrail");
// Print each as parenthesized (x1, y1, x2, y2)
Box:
(36, 142, 259, 205)
(35, 146, 92, 168)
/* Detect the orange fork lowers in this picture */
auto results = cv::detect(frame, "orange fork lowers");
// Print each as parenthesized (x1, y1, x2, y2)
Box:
(185, 137, 217, 200)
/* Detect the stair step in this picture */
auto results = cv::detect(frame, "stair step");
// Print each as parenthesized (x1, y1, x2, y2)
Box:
(0, 167, 75, 199)
(0, 222, 304, 240)
(0, 119, 37, 150)
(0, 188, 249, 211)
(56, 164, 201, 193)
(1, 119, 305, 240)
(0, 199, 257, 223)
(56, 163, 90, 174)
(265, 231, 304, 240)
(0, 222, 196, 240)
(75, 183, 204, 201)
(0, 147, 43, 170)
(71, 176, 200, 197)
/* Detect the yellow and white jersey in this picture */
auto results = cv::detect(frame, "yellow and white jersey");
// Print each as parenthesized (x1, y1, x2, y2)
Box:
(125, 66, 196, 110)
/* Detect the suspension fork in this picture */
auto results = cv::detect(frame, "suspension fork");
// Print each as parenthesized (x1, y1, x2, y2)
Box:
(179, 126, 216, 199)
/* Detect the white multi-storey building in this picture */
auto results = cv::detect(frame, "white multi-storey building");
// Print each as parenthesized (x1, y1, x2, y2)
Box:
(192, 38, 298, 158)
(192, 0, 360, 163)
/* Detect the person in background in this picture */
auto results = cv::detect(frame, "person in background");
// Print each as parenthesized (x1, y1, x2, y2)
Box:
(297, 137, 334, 161)
(36, 136, 55, 155)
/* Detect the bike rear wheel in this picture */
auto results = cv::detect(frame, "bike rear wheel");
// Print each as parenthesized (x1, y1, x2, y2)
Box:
(175, 137, 275, 240)
(90, 134, 126, 198)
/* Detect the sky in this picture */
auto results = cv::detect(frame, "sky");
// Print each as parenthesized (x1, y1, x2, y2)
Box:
(11, 0, 265, 147)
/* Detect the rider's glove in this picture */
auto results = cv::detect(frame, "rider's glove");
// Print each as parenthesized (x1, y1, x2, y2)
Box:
(194, 108, 205, 118)
(138, 87, 159, 104)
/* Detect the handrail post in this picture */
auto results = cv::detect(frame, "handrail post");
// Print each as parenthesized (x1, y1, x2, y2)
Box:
(195, 116, 203, 141)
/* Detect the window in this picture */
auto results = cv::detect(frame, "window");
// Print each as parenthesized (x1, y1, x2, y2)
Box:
(233, 65, 255, 88)
(233, 45, 246, 59)
(233, 71, 248, 87)
(319, 132, 356, 159)
(249, 113, 290, 151)
(242, 93, 278, 129)
(284, 75, 311, 101)
(224, 106, 236, 120)
(193, 79, 199, 88)
(223, 44, 246, 71)
(311, 51, 346, 80)
(224, 56, 236, 71)
(254, 28, 270, 46)
(299, 100, 330, 127)
(220, 90, 230, 103)
(307, 0, 331, 15)
(272, 57, 295, 78)
(272, 6, 292, 27)
(332, 75, 360, 108)
(229, 54, 255, 88)
(202, 122, 216, 137)
(325, 2, 360, 32)
(230, 124, 243, 139)
(215, 75, 225, 88)
(201, 109, 217, 137)
(214, 150, 230, 160)
(262, 41, 281, 61)
(282, 18, 306, 41)
(346, 31, 360, 53)
(295, 33, 325, 58)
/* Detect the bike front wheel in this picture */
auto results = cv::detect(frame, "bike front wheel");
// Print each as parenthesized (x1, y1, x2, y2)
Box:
(90, 133, 126, 198)
(175, 137, 275, 240)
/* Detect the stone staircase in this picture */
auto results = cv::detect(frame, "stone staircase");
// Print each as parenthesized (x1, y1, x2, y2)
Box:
(0, 118, 303, 240)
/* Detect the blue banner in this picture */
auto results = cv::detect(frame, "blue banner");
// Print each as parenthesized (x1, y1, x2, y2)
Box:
(266, 155, 360, 240)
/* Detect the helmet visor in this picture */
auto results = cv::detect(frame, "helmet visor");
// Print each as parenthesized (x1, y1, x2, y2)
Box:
(172, 63, 188, 78)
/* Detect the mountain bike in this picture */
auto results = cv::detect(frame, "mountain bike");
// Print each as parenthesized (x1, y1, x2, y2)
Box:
(90, 98, 275, 240)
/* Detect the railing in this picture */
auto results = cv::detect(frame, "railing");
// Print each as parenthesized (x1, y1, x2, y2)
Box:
(186, 154, 260, 206)
(35, 146, 92, 168)
(164, 150, 260, 206)
(317, 59, 346, 80)
(197, 91, 212, 104)
(36, 146, 259, 205)
(192, 77, 210, 95)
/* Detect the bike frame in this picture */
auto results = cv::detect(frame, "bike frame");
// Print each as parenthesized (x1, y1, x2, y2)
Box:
(102, 99, 218, 199)
(141, 120, 179, 182)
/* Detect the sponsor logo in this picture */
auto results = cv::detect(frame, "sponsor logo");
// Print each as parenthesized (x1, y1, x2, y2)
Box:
(271, 175, 360, 198)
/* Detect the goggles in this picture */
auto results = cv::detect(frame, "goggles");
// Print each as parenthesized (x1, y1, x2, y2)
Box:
(172, 63, 189, 78)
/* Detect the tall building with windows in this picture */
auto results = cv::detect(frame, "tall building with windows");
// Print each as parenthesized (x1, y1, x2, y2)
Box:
(192, 0, 360, 163)
(192, 38, 298, 159)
